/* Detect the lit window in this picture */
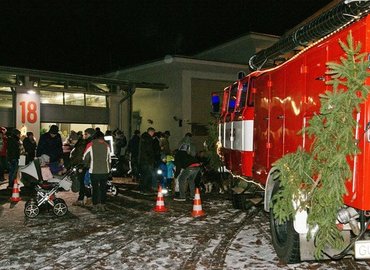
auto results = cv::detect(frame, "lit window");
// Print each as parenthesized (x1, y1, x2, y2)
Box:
(40, 91, 63, 105)
(65, 93, 84, 106)
(0, 93, 12, 108)
(0, 87, 11, 92)
(86, 94, 106, 107)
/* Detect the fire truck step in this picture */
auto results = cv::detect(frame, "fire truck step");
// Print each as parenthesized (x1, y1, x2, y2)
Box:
(249, 197, 263, 205)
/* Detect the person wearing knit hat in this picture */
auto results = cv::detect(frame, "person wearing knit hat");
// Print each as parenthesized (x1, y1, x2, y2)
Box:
(37, 125, 63, 165)
(49, 124, 59, 134)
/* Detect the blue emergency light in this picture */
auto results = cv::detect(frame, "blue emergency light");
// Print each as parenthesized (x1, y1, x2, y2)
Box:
(211, 94, 220, 113)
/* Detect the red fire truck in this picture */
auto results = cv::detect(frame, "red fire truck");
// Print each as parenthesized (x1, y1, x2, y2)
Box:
(215, 0, 370, 263)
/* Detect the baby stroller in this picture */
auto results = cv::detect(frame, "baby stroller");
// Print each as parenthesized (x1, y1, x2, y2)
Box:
(20, 158, 76, 218)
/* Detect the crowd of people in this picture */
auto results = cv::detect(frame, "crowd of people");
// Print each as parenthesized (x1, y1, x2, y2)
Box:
(0, 125, 116, 211)
(0, 124, 210, 210)
(134, 127, 206, 202)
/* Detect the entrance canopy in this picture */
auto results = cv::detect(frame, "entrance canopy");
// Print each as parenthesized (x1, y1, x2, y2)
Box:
(0, 65, 167, 94)
(0, 66, 167, 137)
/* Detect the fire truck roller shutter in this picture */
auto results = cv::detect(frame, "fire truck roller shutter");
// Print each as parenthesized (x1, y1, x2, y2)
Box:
(218, 123, 223, 147)
(224, 122, 232, 149)
(232, 120, 254, 151)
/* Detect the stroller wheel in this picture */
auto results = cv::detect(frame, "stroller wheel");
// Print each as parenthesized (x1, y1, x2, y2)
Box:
(53, 198, 68, 217)
(110, 185, 118, 196)
(24, 201, 39, 218)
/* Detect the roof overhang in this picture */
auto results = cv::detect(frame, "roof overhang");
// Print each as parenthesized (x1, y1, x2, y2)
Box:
(0, 66, 167, 95)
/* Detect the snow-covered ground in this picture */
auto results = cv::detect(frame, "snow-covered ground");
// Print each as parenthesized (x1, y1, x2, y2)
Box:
(0, 185, 369, 270)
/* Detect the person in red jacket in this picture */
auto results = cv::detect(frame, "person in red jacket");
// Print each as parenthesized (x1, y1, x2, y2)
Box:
(0, 127, 7, 182)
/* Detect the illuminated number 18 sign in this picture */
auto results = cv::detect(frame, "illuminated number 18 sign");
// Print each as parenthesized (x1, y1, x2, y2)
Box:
(16, 93, 40, 140)
(19, 101, 38, 123)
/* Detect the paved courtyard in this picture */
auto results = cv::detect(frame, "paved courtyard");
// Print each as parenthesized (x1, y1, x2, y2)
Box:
(0, 179, 369, 269)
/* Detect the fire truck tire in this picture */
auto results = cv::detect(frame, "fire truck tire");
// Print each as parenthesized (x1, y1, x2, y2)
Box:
(269, 181, 300, 263)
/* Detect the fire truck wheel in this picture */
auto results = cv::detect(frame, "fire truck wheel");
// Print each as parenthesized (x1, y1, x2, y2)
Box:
(269, 181, 300, 263)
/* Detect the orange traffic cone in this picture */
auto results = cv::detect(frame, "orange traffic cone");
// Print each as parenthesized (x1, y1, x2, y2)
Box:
(10, 178, 22, 202)
(153, 186, 168, 212)
(192, 188, 205, 217)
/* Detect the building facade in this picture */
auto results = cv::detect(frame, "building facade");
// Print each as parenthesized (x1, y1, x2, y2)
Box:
(107, 33, 279, 151)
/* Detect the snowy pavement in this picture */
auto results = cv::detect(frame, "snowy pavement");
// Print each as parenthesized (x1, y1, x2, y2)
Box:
(0, 184, 369, 270)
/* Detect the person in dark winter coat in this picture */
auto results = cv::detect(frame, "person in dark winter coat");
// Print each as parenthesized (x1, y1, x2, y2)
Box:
(37, 125, 63, 165)
(6, 129, 21, 189)
(173, 137, 198, 198)
(127, 130, 140, 180)
(138, 127, 156, 193)
(153, 132, 162, 167)
(23, 132, 37, 165)
(114, 130, 127, 157)
(113, 130, 127, 175)
(0, 127, 7, 182)
(152, 131, 164, 189)
(160, 130, 171, 155)
(70, 128, 95, 206)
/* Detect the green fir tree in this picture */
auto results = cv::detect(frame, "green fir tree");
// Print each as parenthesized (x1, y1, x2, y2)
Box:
(272, 32, 370, 258)
(206, 118, 223, 170)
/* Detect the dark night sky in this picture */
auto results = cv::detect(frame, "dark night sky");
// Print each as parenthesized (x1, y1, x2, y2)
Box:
(0, 0, 333, 76)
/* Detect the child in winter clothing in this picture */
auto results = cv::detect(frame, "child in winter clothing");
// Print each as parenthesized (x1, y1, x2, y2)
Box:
(166, 155, 175, 192)
(39, 155, 53, 180)
(49, 158, 67, 175)
(40, 154, 67, 180)
(158, 155, 168, 191)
